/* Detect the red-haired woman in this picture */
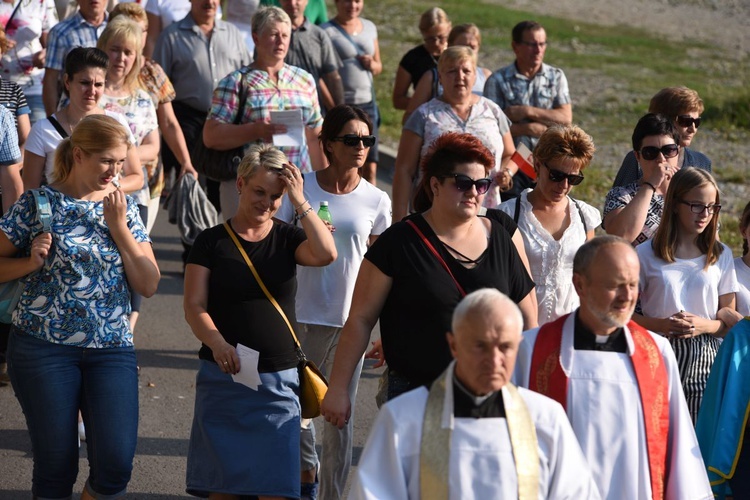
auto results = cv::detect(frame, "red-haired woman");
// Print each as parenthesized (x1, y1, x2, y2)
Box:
(321, 132, 537, 427)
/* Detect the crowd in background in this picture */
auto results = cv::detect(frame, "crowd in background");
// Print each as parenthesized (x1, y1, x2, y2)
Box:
(0, 0, 747, 498)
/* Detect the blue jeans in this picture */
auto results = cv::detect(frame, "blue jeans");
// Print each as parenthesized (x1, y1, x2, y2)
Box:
(8, 329, 139, 499)
(25, 94, 46, 126)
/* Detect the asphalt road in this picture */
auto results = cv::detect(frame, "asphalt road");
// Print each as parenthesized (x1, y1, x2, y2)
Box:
(0, 157, 395, 498)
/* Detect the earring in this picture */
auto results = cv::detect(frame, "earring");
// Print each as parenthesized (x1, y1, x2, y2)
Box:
(237, 190, 241, 195)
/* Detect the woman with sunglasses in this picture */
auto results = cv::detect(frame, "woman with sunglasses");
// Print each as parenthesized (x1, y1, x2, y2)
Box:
(498, 125, 599, 325)
(276, 104, 390, 499)
(391, 7, 450, 112)
(633, 167, 739, 423)
(321, 132, 536, 429)
(603, 113, 680, 246)
(613, 87, 710, 188)
(392, 46, 515, 223)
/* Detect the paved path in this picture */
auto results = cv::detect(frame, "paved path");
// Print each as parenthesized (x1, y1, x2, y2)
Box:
(0, 160, 395, 497)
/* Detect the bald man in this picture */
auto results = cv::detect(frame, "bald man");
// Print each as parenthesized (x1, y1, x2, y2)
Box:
(514, 235, 712, 500)
(351, 288, 598, 499)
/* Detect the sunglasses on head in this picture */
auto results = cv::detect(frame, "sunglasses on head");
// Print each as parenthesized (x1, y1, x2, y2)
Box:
(442, 173, 492, 195)
(544, 163, 584, 185)
(639, 144, 679, 161)
(332, 134, 376, 148)
(676, 115, 702, 128)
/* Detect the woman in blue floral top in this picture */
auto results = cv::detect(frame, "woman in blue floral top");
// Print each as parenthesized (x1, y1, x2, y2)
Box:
(0, 115, 160, 499)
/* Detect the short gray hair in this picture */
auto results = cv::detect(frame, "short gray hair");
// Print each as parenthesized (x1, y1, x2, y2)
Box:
(573, 235, 634, 277)
(451, 288, 523, 333)
(252, 6, 291, 36)
(237, 143, 287, 179)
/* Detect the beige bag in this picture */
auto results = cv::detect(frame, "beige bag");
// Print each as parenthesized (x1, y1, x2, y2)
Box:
(224, 222, 328, 418)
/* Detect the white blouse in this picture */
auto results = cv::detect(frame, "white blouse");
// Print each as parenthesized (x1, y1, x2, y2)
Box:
(498, 189, 602, 325)
(734, 257, 750, 316)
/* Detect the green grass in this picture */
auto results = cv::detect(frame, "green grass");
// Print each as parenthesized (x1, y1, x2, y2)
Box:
(325, 0, 750, 251)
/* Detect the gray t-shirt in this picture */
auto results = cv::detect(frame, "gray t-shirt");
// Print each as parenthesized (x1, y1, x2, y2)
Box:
(322, 18, 377, 105)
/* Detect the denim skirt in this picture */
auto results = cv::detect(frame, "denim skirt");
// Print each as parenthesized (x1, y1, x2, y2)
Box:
(186, 360, 301, 498)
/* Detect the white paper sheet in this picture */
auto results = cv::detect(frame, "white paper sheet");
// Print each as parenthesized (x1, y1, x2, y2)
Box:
(271, 109, 304, 148)
(231, 343, 262, 391)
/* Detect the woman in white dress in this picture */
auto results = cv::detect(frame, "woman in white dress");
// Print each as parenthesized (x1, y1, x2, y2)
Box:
(634, 167, 739, 422)
(735, 201, 750, 316)
(498, 124, 599, 325)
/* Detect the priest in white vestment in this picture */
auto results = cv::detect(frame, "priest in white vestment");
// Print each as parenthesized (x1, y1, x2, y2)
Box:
(350, 289, 600, 499)
(514, 235, 713, 500)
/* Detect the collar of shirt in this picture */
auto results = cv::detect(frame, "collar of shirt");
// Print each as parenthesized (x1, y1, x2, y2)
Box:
(511, 61, 550, 82)
(452, 374, 506, 419)
(293, 18, 311, 32)
(178, 14, 227, 34)
(75, 11, 108, 28)
(573, 310, 628, 353)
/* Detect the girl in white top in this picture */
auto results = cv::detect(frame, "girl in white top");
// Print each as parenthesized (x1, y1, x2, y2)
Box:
(498, 124, 599, 325)
(735, 201, 750, 316)
(634, 167, 739, 422)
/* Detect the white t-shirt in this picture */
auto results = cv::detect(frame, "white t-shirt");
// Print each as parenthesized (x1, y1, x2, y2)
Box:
(636, 241, 739, 320)
(145, 0, 221, 29)
(25, 110, 136, 183)
(277, 174, 391, 327)
(498, 189, 601, 325)
(734, 256, 750, 316)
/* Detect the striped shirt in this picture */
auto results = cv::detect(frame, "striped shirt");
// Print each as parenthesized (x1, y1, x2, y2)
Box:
(0, 78, 30, 127)
(45, 12, 108, 72)
(207, 64, 323, 174)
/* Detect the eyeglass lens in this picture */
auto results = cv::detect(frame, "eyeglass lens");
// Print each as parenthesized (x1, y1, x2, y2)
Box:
(640, 144, 679, 161)
(544, 164, 584, 185)
(682, 201, 721, 214)
(451, 174, 492, 194)
(337, 135, 376, 147)
(676, 115, 702, 128)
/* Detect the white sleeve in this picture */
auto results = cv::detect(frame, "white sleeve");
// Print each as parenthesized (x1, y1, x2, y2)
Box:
(717, 244, 740, 296)
(371, 191, 392, 236)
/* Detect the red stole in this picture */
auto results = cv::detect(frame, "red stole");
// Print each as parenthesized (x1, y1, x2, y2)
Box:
(528, 314, 670, 500)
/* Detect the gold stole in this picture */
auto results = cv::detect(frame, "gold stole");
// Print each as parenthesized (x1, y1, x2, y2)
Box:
(420, 365, 540, 500)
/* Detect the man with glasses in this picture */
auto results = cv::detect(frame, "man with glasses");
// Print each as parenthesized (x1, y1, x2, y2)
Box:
(484, 20, 572, 200)
(603, 114, 680, 245)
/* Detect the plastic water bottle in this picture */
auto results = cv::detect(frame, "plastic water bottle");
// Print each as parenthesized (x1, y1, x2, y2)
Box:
(317, 201, 333, 225)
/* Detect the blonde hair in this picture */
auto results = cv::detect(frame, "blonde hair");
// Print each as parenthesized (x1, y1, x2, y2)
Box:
(448, 23, 481, 47)
(52, 115, 132, 184)
(534, 124, 596, 172)
(97, 17, 143, 93)
(437, 45, 477, 73)
(252, 6, 291, 36)
(418, 7, 450, 33)
(652, 167, 723, 269)
(109, 2, 148, 28)
(237, 143, 288, 179)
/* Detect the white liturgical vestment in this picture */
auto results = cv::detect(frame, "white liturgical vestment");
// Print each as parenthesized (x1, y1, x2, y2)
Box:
(514, 313, 713, 500)
(349, 361, 600, 499)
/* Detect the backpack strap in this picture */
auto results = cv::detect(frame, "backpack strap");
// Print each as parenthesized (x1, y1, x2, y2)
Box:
(32, 189, 52, 233)
(570, 198, 587, 234)
(47, 116, 69, 139)
(513, 195, 522, 224)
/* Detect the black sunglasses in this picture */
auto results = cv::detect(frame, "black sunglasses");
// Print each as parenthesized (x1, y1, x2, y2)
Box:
(544, 163, 584, 185)
(676, 115, 702, 128)
(639, 144, 679, 161)
(441, 173, 492, 195)
(332, 134, 376, 148)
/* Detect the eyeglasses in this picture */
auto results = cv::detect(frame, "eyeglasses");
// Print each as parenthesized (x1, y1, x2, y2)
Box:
(518, 41, 547, 48)
(332, 134, 376, 148)
(423, 35, 448, 44)
(441, 173, 492, 195)
(676, 115, 702, 128)
(544, 163, 584, 185)
(679, 201, 721, 215)
(639, 144, 679, 161)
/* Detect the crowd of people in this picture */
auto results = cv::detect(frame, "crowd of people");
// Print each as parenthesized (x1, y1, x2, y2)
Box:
(0, 1, 747, 499)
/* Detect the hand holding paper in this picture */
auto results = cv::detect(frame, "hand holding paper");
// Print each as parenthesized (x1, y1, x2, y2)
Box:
(231, 343, 262, 391)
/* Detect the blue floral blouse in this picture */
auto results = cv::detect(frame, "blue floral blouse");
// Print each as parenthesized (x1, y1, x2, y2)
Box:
(0, 186, 151, 348)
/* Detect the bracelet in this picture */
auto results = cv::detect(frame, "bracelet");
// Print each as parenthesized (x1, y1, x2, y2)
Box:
(642, 181, 656, 192)
(297, 206, 314, 220)
(294, 199, 310, 212)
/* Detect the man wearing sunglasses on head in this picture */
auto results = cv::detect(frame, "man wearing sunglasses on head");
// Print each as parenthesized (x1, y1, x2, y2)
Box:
(612, 87, 711, 188)
(603, 113, 681, 246)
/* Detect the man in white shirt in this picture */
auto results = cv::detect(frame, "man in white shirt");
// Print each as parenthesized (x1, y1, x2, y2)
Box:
(514, 235, 713, 500)
(351, 288, 599, 499)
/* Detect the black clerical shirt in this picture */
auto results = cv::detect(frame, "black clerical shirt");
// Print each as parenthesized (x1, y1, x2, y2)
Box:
(573, 311, 628, 353)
